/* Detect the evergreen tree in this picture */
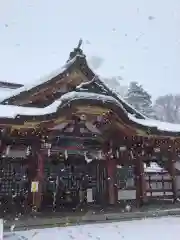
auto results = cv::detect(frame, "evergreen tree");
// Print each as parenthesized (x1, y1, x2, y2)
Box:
(125, 81, 155, 118)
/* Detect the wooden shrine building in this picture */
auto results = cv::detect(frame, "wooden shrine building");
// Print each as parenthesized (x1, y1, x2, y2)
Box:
(0, 43, 180, 213)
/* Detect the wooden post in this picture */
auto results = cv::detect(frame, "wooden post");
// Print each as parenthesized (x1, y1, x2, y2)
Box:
(169, 144, 177, 202)
(106, 154, 117, 205)
(0, 219, 3, 240)
(28, 140, 44, 211)
(133, 149, 146, 207)
(36, 151, 44, 210)
(31, 148, 44, 211)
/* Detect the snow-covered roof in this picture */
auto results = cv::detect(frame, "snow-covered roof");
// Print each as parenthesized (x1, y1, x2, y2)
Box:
(0, 55, 80, 103)
(0, 98, 62, 118)
(0, 91, 125, 119)
(0, 90, 180, 135)
(60, 91, 125, 109)
(128, 113, 180, 133)
(144, 162, 166, 173)
(98, 78, 147, 119)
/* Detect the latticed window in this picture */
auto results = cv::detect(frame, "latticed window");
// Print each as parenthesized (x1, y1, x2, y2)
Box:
(0, 160, 28, 197)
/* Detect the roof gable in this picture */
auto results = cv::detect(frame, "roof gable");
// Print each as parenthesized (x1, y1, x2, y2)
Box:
(0, 41, 87, 106)
(0, 44, 146, 121)
(0, 55, 79, 105)
(0, 81, 23, 89)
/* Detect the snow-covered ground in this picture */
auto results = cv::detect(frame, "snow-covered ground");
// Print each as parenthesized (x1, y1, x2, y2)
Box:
(4, 216, 180, 239)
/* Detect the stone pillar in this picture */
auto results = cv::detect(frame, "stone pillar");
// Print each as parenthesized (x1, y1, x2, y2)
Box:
(106, 154, 117, 205)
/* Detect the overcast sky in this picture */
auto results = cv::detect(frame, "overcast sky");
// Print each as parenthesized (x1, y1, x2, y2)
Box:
(0, 0, 180, 99)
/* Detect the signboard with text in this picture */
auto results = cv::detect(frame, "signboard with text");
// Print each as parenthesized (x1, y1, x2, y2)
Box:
(31, 181, 39, 193)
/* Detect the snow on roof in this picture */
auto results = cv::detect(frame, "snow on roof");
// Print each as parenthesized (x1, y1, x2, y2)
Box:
(144, 167, 166, 173)
(0, 86, 180, 135)
(0, 91, 125, 119)
(144, 162, 166, 173)
(1, 55, 79, 103)
(0, 98, 62, 118)
(128, 113, 180, 133)
(60, 91, 125, 108)
(90, 74, 147, 119)
(101, 81, 146, 118)
(0, 89, 180, 135)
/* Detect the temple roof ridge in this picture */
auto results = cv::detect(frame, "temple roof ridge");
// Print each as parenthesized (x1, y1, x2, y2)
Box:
(67, 39, 86, 61)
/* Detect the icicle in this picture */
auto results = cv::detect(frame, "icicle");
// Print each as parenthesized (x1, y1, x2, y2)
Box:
(119, 146, 127, 152)
(64, 150, 68, 160)
(99, 150, 103, 159)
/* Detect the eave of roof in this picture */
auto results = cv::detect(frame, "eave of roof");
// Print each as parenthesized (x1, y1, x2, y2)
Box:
(0, 91, 179, 137)
(0, 81, 23, 89)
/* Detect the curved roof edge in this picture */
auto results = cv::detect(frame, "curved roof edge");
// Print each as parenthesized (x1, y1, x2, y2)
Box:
(0, 91, 179, 136)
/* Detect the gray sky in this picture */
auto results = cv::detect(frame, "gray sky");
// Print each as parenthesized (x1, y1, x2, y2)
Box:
(0, 0, 180, 99)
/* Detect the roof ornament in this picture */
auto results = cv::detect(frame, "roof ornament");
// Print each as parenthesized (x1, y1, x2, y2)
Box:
(68, 38, 86, 61)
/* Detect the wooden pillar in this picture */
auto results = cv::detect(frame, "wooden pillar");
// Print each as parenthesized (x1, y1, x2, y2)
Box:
(0, 140, 6, 157)
(0, 129, 8, 157)
(106, 152, 117, 205)
(169, 144, 177, 202)
(27, 144, 37, 210)
(32, 144, 44, 211)
(27, 139, 44, 211)
(34, 151, 44, 210)
(133, 150, 146, 207)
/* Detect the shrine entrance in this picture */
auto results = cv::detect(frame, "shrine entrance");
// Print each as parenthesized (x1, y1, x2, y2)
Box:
(41, 152, 108, 211)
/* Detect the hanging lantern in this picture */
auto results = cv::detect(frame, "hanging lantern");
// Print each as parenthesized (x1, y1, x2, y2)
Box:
(64, 150, 68, 160)
(98, 150, 103, 159)
(84, 151, 93, 163)
(154, 147, 160, 153)
(130, 150, 134, 159)
(116, 150, 119, 158)
(119, 146, 127, 152)
(5, 145, 10, 156)
(48, 148, 51, 157)
(26, 146, 31, 156)
(80, 114, 86, 121)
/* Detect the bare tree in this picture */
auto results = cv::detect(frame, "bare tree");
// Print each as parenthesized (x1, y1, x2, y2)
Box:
(154, 94, 180, 123)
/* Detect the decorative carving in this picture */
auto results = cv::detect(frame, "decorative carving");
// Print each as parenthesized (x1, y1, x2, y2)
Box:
(68, 39, 86, 60)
